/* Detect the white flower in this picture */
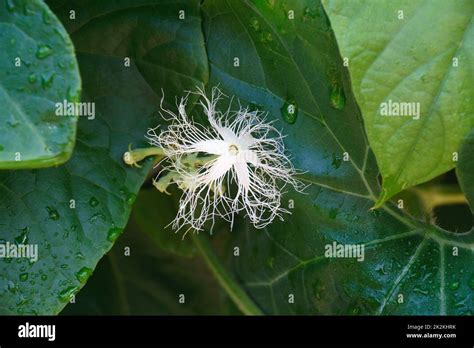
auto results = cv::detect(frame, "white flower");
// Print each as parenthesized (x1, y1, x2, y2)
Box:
(148, 86, 305, 233)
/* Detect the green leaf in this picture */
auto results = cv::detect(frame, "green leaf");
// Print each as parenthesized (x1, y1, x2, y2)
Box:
(0, 0, 208, 314)
(199, 0, 474, 315)
(457, 129, 474, 212)
(132, 188, 196, 257)
(322, 0, 474, 207)
(61, 221, 230, 315)
(0, 0, 81, 169)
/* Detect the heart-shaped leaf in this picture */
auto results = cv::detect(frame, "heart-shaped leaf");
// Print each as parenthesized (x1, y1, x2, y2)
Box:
(61, 213, 230, 315)
(0, 0, 81, 169)
(322, 0, 474, 207)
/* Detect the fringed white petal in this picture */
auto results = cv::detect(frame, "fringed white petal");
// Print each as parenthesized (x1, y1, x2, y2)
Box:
(147, 86, 306, 233)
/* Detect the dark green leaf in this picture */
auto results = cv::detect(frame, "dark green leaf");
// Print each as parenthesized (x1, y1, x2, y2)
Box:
(200, 0, 474, 315)
(132, 188, 196, 257)
(61, 219, 229, 315)
(0, 0, 81, 169)
(0, 0, 208, 314)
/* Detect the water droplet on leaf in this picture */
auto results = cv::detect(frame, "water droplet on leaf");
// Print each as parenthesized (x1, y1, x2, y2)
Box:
(107, 227, 122, 242)
(280, 99, 298, 124)
(126, 193, 137, 206)
(76, 267, 93, 283)
(46, 207, 60, 220)
(42, 10, 52, 24)
(249, 17, 260, 31)
(449, 281, 460, 291)
(58, 286, 79, 303)
(331, 153, 342, 169)
(259, 31, 273, 43)
(89, 197, 99, 207)
(27, 73, 36, 84)
(329, 84, 346, 110)
(36, 45, 53, 59)
(41, 73, 55, 89)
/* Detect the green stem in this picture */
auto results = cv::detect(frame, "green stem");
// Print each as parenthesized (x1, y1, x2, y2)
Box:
(192, 234, 263, 316)
(123, 146, 165, 167)
(411, 185, 467, 213)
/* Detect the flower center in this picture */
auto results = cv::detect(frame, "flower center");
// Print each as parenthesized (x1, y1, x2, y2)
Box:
(228, 144, 239, 155)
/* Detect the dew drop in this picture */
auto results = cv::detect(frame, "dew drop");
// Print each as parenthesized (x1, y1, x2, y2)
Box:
(449, 281, 460, 291)
(280, 99, 298, 124)
(126, 193, 137, 206)
(41, 73, 55, 90)
(329, 84, 346, 110)
(16, 297, 29, 306)
(67, 86, 81, 103)
(266, 257, 275, 269)
(58, 286, 79, 303)
(107, 227, 122, 242)
(46, 207, 60, 221)
(76, 267, 93, 283)
(89, 197, 99, 207)
(259, 31, 273, 44)
(0, 145, 4, 152)
(36, 45, 53, 59)
(27, 73, 36, 84)
(19, 273, 28, 282)
(41, 274, 47, 281)
(42, 10, 52, 24)
(331, 153, 342, 169)
(89, 213, 106, 223)
(249, 17, 260, 31)
(8, 281, 18, 293)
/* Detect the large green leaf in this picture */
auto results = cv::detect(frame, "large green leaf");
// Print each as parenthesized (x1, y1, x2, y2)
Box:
(322, 0, 474, 207)
(0, 0, 81, 169)
(199, 0, 474, 315)
(61, 217, 230, 315)
(0, 0, 208, 314)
